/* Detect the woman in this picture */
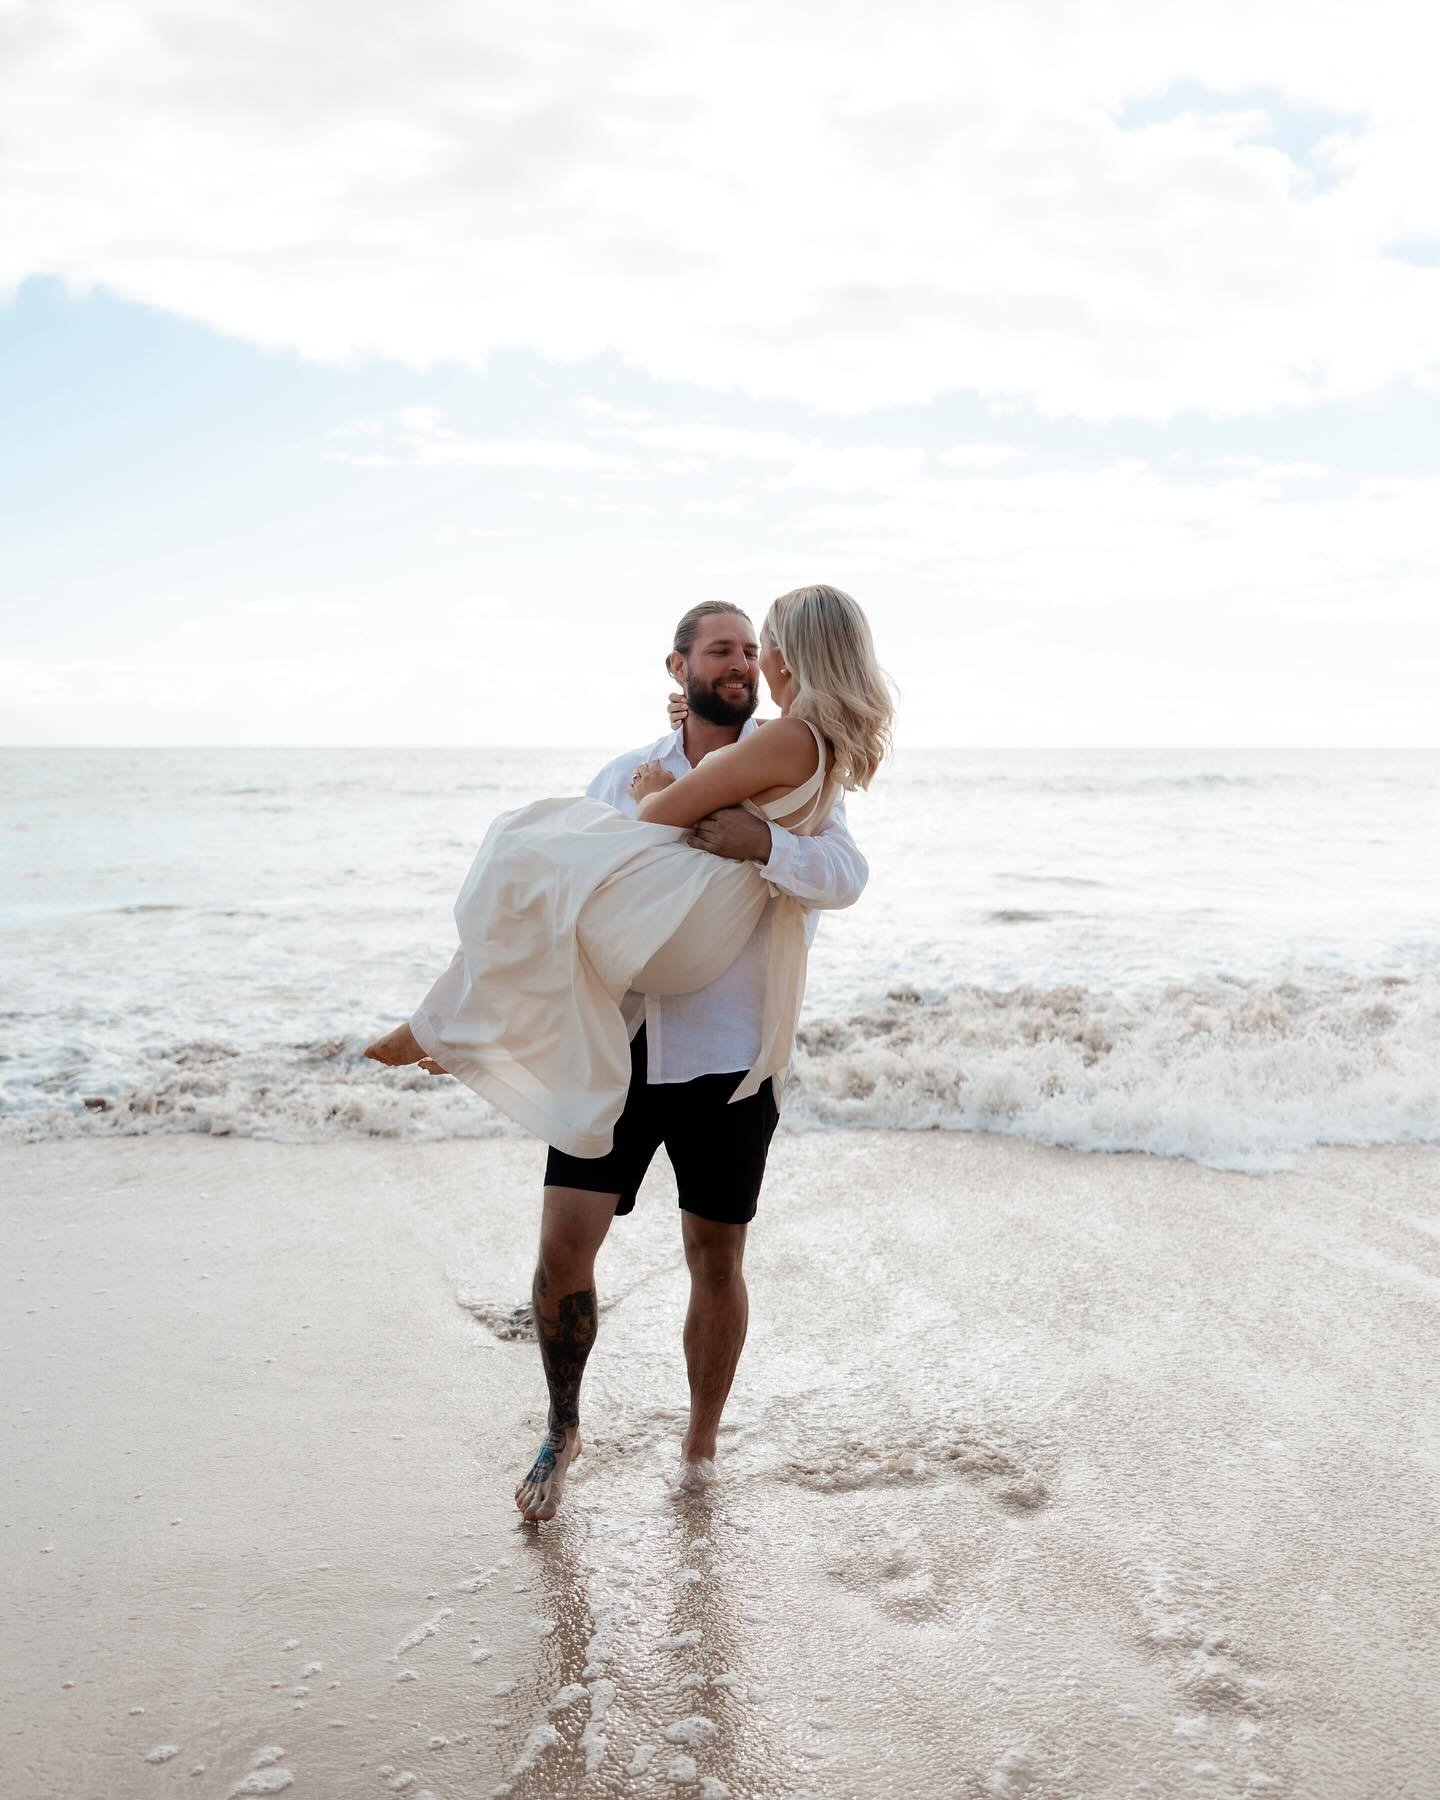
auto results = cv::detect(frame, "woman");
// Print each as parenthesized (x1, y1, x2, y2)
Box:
(365, 584, 893, 1155)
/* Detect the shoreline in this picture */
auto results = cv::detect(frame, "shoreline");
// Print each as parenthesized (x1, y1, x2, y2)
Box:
(5, 1132, 1438, 1797)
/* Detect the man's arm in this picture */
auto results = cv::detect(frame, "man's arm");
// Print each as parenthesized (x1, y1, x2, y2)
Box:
(762, 804, 868, 910)
(688, 802, 867, 911)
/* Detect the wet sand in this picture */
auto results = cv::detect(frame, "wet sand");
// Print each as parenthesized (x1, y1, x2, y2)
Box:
(4, 1131, 1438, 1798)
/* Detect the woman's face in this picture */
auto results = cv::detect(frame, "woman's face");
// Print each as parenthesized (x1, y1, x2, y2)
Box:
(759, 628, 789, 703)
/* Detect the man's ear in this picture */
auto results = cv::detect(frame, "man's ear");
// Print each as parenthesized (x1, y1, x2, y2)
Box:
(666, 651, 687, 687)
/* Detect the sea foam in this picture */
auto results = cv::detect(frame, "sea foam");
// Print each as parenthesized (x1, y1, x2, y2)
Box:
(6, 968, 1436, 1173)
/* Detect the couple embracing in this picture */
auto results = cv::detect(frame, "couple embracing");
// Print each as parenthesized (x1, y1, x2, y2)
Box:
(366, 584, 893, 1521)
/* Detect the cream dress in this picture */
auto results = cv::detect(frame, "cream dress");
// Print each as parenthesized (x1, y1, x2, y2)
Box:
(409, 722, 837, 1157)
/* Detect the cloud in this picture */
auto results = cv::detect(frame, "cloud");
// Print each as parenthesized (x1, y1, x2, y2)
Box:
(331, 408, 635, 473)
(940, 445, 1024, 471)
(794, 461, 1440, 626)
(3, 0, 1439, 418)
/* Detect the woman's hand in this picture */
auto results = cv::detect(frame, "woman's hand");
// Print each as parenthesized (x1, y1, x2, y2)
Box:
(628, 759, 676, 802)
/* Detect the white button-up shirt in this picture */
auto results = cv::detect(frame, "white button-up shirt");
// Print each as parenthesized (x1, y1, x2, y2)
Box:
(587, 720, 868, 1083)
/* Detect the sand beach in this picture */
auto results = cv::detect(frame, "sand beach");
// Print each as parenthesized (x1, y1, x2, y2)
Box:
(5, 1131, 1438, 1798)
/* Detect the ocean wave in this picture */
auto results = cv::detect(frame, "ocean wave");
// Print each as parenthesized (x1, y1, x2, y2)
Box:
(787, 971, 1440, 1171)
(4, 970, 1437, 1172)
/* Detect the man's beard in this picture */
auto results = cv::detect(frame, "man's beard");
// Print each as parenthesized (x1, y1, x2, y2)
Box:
(685, 675, 758, 727)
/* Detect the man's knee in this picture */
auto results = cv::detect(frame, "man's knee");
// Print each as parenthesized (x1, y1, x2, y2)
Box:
(682, 1216, 747, 1291)
(538, 1185, 617, 1283)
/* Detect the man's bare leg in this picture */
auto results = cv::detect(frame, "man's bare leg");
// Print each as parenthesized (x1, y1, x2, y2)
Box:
(515, 1186, 617, 1523)
(677, 1213, 749, 1489)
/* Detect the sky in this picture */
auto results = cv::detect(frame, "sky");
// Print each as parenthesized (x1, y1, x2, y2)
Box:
(2, 0, 1438, 747)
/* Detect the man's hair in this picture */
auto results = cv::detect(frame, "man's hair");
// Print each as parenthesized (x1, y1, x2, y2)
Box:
(669, 600, 755, 671)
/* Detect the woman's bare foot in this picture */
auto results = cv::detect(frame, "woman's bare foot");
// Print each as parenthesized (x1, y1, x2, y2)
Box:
(515, 1426, 582, 1523)
(363, 1022, 425, 1066)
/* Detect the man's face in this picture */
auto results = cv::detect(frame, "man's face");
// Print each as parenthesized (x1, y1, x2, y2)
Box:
(672, 612, 760, 726)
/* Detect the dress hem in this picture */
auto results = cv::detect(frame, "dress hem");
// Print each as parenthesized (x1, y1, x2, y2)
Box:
(410, 1005, 617, 1160)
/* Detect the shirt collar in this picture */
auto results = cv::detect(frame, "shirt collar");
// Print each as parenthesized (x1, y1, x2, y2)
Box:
(661, 713, 761, 769)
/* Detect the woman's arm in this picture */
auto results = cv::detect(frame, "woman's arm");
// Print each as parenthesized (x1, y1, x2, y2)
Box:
(635, 720, 821, 828)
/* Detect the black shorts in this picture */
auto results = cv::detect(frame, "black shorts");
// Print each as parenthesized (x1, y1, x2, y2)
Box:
(543, 1026, 779, 1225)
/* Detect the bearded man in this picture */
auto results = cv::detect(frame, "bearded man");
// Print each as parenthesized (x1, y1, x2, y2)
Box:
(509, 600, 869, 1521)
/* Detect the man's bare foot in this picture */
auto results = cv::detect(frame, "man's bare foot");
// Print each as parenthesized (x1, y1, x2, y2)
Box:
(363, 1022, 425, 1066)
(672, 1455, 717, 1494)
(515, 1426, 582, 1523)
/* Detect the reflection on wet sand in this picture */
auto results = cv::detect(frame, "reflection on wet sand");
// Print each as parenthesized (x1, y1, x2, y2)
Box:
(494, 1478, 790, 1797)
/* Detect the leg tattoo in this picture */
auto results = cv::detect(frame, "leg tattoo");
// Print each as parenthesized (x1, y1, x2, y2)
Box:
(538, 1280, 597, 1431)
(515, 1265, 597, 1522)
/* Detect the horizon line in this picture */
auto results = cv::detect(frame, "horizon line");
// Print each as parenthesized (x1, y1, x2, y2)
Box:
(3, 743, 1437, 755)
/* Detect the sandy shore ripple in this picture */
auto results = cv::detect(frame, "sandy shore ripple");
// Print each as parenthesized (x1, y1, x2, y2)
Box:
(4, 1131, 1438, 1798)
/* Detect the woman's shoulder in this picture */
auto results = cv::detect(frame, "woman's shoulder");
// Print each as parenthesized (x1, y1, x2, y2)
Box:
(752, 716, 828, 773)
(756, 716, 821, 749)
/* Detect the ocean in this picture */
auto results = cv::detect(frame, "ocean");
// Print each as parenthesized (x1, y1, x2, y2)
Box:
(2, 746, 1437, 1170)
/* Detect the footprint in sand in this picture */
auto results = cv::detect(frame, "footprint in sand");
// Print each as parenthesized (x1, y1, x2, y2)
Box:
(455, 1298, 537, 1341)
(777, 1421, 1050, 1511)
(1134, 1561, 1285, 1792)
(825, 1523, 969, 1624)
(455, 1294, 617, 1341)
(1138, 1563, 1273, 1721)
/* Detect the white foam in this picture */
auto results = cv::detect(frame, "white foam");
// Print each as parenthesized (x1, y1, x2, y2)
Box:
(227, 1773, 294, 1798)
(667, 1754, 698, 1784)
(508, 1723, 558, 1779)
(581, 1721, 608, 1776)
(664, 1715, 718, 1746)
(22, 967, 1438, 1174)
(789, 971, 1440, 1172)
(144, 1745, 180, 1764)
(985, 1748, 1039, 1796)
(547, 1684, 587, 1712)
(393, 1607, 452, 1658)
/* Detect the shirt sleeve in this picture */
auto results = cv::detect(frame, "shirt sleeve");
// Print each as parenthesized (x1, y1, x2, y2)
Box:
(760, 799, 868, 911)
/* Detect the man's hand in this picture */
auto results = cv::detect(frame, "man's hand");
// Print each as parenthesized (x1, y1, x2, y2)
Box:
(686, 806, 773, 862)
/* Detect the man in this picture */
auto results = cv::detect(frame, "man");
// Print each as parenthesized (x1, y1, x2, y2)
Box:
(513, 600, 868, 1522)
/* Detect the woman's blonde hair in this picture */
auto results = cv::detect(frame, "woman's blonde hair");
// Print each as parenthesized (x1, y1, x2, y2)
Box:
(763, 584, 895, 790)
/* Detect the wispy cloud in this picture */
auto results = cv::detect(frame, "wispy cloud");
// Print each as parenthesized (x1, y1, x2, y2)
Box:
(4, 0, 1438, 418)
(329, 408, 634, 474)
